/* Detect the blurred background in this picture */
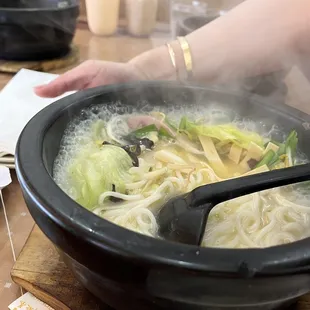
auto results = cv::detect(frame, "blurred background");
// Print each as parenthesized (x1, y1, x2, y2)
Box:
(78, 0, 286, 103)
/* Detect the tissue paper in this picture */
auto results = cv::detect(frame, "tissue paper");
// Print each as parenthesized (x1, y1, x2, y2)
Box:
(9, 292, 54, 310)
(0, 69, 74, 155)
(0, 166, 11, 189)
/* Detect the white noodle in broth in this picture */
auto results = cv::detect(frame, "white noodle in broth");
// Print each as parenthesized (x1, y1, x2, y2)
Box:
(53, 103, 310, 249)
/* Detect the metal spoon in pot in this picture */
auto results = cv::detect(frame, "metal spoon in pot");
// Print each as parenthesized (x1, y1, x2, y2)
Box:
(158, 163, 310, 245)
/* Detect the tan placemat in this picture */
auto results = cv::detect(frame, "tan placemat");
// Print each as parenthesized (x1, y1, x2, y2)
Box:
(0, 45, 79, 74)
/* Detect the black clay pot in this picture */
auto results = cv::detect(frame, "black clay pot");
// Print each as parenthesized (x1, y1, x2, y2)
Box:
(0, 0, 79, 60)
(16, 82, 310, 310)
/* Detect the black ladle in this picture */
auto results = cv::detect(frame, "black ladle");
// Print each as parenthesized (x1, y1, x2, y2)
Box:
(158, 163, 310, 245)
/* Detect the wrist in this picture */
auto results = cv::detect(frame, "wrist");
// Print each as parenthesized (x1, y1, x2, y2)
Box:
(128, 44, 177, 81)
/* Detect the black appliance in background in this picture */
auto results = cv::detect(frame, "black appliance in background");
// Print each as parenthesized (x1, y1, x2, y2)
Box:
(176, 14, 288, 102)
(0, 0, 79, 60)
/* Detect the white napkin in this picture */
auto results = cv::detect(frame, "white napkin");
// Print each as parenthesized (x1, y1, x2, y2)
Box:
(0, 166, 11, 190)
(9, 292, 54, 310)
(0, 69, 74, 155)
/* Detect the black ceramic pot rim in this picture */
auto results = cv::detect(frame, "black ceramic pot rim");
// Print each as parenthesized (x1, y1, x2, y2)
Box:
(15, 81, 310, 277)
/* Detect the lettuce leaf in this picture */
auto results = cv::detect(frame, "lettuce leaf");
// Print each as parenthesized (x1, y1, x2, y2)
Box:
(67, 144, 132, 210)
(178, 117, 264, 149)
(92, 119, 108, 142)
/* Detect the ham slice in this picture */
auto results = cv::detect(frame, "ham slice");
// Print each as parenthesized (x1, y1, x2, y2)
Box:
(127, 115, 176, 137)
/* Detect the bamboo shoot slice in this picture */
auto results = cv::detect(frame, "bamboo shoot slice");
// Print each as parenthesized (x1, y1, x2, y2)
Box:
(242, 164, 269, 176)
(229, 144, 243, 164)
(263, 142, 279, 155)
(198, 135, 227, 176)
(240, 142, 264, 170)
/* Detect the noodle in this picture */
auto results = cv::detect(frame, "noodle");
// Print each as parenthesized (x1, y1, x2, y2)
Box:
(91, 148, 310, 247)
(54, 106, 310, 249)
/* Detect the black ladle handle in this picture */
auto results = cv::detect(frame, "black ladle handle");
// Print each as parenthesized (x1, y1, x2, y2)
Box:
(189, 163, 310, 207)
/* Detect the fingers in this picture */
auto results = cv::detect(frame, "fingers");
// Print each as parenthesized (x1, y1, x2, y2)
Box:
(34, 78, 69, 98)
(34, 61, 98, 98)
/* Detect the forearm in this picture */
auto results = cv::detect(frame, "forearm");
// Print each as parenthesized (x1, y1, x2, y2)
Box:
(130, 0, 310, 83)
(188, 0, 310, 82)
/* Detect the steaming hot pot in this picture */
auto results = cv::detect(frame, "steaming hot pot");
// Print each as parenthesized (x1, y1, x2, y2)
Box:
(0, 0, 79, 60)
(16, 82, 310, 310)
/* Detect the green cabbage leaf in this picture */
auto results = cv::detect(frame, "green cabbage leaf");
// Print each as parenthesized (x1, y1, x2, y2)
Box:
(178, 117, 265, 149)
(68, 144, 132, 210)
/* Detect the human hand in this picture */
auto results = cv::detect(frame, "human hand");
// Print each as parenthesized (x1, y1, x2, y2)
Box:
(34, 60, 147, 98)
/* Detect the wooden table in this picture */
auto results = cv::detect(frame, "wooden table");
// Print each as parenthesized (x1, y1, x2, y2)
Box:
(11, 225, 108, 310)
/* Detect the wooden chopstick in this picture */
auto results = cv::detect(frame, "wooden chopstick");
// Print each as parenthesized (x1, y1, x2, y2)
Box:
(0, 164, 15, 169)
(0, 157, 15, 164)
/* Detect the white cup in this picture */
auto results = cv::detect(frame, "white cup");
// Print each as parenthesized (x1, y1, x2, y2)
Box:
(86, 0, 120, 36)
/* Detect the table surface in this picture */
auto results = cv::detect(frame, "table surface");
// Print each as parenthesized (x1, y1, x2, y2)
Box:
(1, 21, 310, 310)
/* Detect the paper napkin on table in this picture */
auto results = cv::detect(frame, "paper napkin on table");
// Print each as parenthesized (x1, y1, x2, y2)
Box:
(0, 166, 11, 190)
(9, 292, 55, 310)
(0, 68, 75, 155)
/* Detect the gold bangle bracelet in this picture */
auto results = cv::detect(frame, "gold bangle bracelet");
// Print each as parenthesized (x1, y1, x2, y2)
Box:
(177, 36, 193, 80)
(166, 43, 178, 80)
(166, 43, 176, 69)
